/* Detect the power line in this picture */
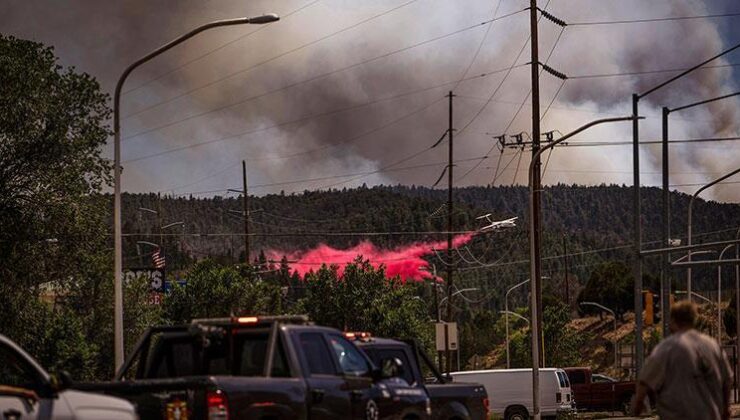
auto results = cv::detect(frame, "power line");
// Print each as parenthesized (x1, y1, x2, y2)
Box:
(121, 9, 528, 141)
(121, 0, 422, 120)
(451, 0, 504, 91)
(569, 63, 740, 79)
(170, 155, 489, 196)
(122, 230, 477, 237)
(125, 64, 527, 165)
(569, 12, 740, 26)
(458, 225, 740, 271)
(460, 2, 563, 182)
(121, 0, 320, 96)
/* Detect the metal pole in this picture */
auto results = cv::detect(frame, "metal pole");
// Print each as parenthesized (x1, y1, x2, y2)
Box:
(581, 302, 618, 367)
(720, 245, 734, 342)
(506, 278, 532, 368)
(528, 115, 636, 410)
(688, 167, 740, 303)
(505, 293, 510, 369)
(242, 160, 249, 264)
(661, 107, 671, 336)
(735, 228, 740, 402)
(111, 13, 279, 371)
(563, 235, 570, 305)
(432, 264, 440, 322)
(530, 1, 542, 417)
(445, 91, 455, 375)
(632, 94, 644, 374)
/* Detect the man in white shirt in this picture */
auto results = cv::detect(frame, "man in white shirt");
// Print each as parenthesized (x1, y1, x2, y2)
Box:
(632, 300, 732, 420)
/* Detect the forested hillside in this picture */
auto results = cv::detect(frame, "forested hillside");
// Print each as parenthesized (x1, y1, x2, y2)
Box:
(120, 184, 739, 308)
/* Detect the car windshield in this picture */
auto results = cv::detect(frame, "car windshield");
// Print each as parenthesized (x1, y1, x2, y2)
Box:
(593, 374, 616, 383)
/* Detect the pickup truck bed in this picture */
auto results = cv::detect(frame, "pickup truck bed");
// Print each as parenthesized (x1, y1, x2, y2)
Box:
(74, 316, 430, 419)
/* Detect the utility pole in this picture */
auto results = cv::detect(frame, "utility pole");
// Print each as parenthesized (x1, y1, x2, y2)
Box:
(632, 93, 644, 375)
(530, 1, 543, 419)
(242, 160, 250, 264)
(445, 90, 455, 375)
(157, 192, 163, 258)
(661, 107, 671, 336)
(563, 235, 570, 305)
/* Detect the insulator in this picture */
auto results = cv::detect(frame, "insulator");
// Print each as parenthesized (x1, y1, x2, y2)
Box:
(539, 9, 567, 27)
(541, 63, 568, 80)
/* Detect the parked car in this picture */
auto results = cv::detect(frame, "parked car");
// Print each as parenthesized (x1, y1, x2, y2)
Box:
(0, 334, 137, 420)
(450, 368, 573, 420)
(563, 367, 636, 413)
(347, 332, 488, 420)
(74, 315, 431, 419)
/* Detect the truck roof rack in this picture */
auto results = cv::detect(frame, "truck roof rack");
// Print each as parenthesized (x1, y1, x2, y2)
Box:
(190, 315, 311, 326)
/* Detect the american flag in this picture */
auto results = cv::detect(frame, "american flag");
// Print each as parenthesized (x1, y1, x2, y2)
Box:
(152, 248, 166, 269)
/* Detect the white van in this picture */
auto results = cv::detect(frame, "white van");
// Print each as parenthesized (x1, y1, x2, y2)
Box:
(451, 368, 573, 420)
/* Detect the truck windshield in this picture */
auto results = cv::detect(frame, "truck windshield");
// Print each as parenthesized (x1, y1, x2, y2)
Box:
(139, 330, 289, 379)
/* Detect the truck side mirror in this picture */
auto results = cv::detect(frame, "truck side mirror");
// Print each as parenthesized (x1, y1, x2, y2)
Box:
(51, 370, 73, 392)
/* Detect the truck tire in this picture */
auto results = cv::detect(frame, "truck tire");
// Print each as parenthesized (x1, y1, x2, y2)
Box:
(505, 406, 529, 420)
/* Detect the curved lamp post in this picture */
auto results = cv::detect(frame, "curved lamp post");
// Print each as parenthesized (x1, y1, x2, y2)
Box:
(527, 115, 639, 419)
(686, 167, 740, 302)
(580, 301, 618, 367)
(112, 13, 279, 371)
(719, 245, 735, 342)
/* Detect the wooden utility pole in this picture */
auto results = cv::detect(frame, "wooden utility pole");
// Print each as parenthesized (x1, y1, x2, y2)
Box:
(445, 91, 455, 374)
(529, 0, 544, 369)
(242, 160, 250, 264)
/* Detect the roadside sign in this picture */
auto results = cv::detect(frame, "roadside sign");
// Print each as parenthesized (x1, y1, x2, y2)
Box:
(435, 322, 458, 352)
(123, 268, 165, 292)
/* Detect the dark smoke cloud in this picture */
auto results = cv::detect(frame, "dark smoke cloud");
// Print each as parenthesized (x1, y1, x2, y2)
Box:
(2, 0, 738, 201)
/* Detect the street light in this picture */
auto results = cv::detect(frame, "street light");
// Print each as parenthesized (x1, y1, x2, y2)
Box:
(504, 277, 549, 368)
(675, 289, 717, 338)
(675, 290, 713, 305)
(439, 287, 479, 307)
(580, 301, 618, 367)
(112, 13, 280, 371)
(686, 167, 740, 302)
(161, 221, 185, 230)
(719, 245, 735, 342)
(500, 310, 530, 324)
(527, 116, 638, 418)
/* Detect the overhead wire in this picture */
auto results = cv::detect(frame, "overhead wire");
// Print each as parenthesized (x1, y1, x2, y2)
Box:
(458, 1, 561, 183)
(569, 11, 740, 26)
(122, 8, 529, 141)
(122, 0, 422, 120)
(121, 0, 321, 96)
(568, 63, 740, 80)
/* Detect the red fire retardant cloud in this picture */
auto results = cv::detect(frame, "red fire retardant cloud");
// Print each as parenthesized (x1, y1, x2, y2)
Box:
(267, 233, 475, 283)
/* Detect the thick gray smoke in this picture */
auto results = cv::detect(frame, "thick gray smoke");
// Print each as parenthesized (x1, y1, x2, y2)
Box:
(2, 0, 738, 201)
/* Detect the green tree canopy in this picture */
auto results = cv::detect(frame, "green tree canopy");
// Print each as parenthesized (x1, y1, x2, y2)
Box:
(578, 261, 634, 319)
(0, 35, 113, 376)
(297, 258, 432, 349)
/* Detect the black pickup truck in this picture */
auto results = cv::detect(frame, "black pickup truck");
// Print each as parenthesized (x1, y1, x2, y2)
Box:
(74, 316, 431, 419)
(348, 333, 488, 420)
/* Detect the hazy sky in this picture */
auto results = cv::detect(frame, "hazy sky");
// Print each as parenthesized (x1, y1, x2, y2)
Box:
(3, 0, 740, 202)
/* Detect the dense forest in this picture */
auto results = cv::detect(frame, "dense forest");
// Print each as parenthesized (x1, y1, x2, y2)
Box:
(120, 184, 740, 311)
